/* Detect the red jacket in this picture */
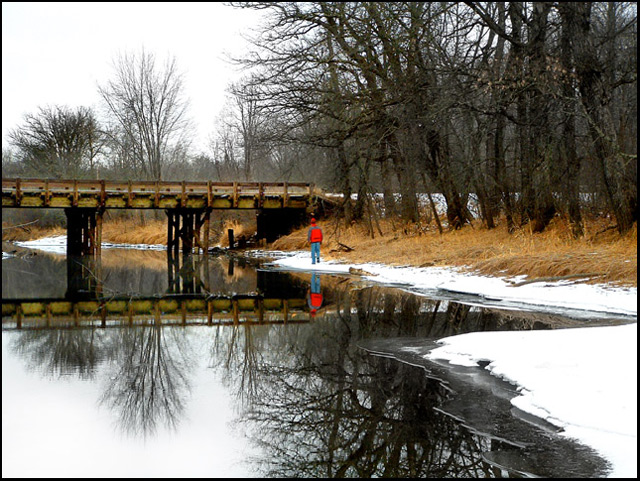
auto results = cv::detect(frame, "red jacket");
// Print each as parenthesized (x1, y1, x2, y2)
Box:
(308, 225, 323, 243)
(308, 292, 323, 309)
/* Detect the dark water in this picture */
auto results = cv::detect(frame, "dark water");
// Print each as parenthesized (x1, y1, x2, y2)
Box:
(2, 248, 619, 477)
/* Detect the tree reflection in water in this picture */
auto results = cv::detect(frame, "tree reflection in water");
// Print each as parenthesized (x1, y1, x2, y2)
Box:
(243, 348, 495, 477)
(11, 329, 106, 380)
(9, 323, 196, 439)
(215, 281, 512, 478)
(99, 326, 193, 438)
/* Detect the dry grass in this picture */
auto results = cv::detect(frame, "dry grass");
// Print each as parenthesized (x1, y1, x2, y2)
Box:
(272, 215, 637, 287)
(100, 216, 254, 248)
(2, 216, 249, 247)
(100, 217, 167, 245)
(2, 224, 66, 242)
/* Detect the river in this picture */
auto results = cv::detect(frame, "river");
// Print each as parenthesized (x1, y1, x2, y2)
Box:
(2, 248, 616, 477)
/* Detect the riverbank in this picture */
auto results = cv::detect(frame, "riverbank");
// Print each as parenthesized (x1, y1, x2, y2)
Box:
(271, 216, 637, 288)
(263, 220, 637, 478)
(3, 215, 637, 287)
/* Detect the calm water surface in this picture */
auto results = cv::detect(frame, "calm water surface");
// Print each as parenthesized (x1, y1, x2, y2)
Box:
(2, 248, 617, 477)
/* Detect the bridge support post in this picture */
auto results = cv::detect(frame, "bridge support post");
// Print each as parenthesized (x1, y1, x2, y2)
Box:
(166, 208, 211, 255)
(166, 208, 211, 294)
(64, 208, 103, 299)
(66, 255, 102, 300)
(65, 208, 103, 257)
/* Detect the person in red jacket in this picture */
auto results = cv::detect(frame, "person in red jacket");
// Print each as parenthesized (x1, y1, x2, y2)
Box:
(307, 217, 323, 264)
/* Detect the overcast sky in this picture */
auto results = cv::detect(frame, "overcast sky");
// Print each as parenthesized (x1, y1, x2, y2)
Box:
(2, 2, 264, 152)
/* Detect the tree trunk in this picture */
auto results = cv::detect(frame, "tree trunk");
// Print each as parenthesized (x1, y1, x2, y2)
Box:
(572, 3, 636, 233)
(558, 3, 584, 237)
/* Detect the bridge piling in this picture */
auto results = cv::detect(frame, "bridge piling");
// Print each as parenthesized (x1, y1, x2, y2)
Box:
(166, 208, 211, 255)
(256, 208, 308, 243)
(65, 208, 103, 257)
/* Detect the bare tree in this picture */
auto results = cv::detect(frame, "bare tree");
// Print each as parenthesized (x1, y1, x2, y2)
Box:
(228, 2, 636, 233)
(2, 147, 22, 178)
(569, 2, 637, 233)
(226, 80, 270, 181)
(8, 105, 102, 179)
(98, 49, 192, 181)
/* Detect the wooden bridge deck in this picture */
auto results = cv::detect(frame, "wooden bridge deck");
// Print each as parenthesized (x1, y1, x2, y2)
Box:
(2, 178, 315, 210)
(2, 294, 309, 329)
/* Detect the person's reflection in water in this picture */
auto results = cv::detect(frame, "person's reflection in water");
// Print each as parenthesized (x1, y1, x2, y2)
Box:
(307, 272, 323, 318)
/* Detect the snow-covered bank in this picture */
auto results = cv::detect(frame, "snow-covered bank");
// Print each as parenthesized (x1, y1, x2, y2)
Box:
(265, 250, 637, 318)
(426, 324, 637, 478)
(265, 250, 637, 478)
(10, 235, 166, 254)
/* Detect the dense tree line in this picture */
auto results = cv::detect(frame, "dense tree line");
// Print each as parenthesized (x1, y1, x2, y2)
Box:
(221, 1, 636, 235)
(3, 2, 636, 236)
(6, 105, 102, 179)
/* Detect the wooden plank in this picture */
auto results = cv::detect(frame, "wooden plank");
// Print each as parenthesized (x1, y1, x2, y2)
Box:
(16, 178, 22, 206)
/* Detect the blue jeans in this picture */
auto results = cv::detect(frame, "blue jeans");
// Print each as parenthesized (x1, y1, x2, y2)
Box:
(311, 242, 321, 264)
(310, 272, 321, 292)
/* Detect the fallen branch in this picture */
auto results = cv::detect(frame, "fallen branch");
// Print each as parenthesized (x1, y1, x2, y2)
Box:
(337, 242, 354, 252)
(2, 219, 39, 231)
(594, 225, 618, 236)
(510, 273, 605, 287)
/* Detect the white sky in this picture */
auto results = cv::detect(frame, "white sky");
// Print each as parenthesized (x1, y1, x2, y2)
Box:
(2, 2, 265, 153)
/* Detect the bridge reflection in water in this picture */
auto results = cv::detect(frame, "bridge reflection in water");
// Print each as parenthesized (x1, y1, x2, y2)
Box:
(2, 294, 310, 330)
(2, 253, 312, 330)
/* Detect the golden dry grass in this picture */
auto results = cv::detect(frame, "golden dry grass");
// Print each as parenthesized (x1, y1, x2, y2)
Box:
(2, 215, 249, 249)
(272, 216, 637, 287)
(101, 217, 168, 245)
(2, 224, 66, 242)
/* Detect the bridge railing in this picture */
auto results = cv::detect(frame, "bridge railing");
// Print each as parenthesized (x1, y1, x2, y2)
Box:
(2, 295, 311, 329)
(2, 178, 316, 209)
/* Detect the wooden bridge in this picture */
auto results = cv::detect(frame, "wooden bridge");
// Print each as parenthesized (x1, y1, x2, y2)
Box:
(2, 293, 310, 330)
(2, 178, 329, 256)
(1, 178, 315, 210)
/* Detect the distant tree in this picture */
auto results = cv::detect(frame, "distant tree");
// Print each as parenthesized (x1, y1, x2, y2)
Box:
(227, 81, 269, 181)
(2, 147, 22, 178)
(8, 105, 102, 178)
(208, 107, 243, 181)
(98, 50, 192, 181)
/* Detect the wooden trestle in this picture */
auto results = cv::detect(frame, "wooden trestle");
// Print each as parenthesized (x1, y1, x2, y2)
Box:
(166, 208, 211, 256)
(65, 208, 103, 256)
(2, 178, 322, 258)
